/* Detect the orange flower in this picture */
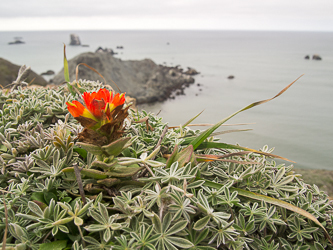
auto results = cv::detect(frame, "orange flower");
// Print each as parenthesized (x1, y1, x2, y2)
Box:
(66, 89, 126, 125)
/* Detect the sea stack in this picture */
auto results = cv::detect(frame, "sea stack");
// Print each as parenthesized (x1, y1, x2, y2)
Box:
(69, 34, 81, 45)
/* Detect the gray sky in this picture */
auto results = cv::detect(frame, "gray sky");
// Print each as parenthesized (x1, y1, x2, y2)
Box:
(1, 0, 333, 31)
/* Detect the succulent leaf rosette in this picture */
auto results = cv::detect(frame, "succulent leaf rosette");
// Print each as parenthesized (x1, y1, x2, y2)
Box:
(66, 88, 130, 145)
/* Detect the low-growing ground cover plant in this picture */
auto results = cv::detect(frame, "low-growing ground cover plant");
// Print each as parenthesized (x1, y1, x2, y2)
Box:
(0, 61, 332, 249)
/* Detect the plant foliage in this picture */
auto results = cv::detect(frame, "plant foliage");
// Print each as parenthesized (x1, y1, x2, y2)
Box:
(0, 80, 332, 250)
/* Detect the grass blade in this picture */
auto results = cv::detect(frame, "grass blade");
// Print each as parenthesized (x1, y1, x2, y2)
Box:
(196, 141, 295, 163)
(75, 63, 123, 93)
(189, 76, 303, 150)
(182, 110, 204, 128)
(196, 155, 260, 165)
(181, 129, 252, 145)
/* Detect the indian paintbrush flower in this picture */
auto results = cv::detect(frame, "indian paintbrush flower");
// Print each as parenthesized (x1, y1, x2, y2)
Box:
(66, 89, 129, 145)
(66, 89, 126, 126)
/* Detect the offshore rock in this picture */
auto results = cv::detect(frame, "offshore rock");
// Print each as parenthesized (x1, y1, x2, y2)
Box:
(0, 58, 48, 88)
(8, 37, 25, 45)
(69, 34, 81, 45)
(52, 52, 196, 104)
(41, 70, 55, 75)
(312, 54, 322, 60)
(184, 67, 200, 75)
(95, 47, 117, 55)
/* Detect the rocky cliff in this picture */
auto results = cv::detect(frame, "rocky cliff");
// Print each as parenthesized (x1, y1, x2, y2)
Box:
(0, 58, 48, 88)
(52, 52, 196, 104)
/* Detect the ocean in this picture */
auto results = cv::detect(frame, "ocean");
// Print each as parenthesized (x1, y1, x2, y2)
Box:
(1, 30, 333, 170)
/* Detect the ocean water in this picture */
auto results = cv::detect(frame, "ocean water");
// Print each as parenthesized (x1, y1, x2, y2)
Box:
(1, 30, 333, 170)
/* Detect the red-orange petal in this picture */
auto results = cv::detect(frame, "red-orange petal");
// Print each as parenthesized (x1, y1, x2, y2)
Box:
(66, 101, 85, 117)
(112, 92, 126, 107)
(96, 89, 111, 103)
(90, 98, 106, 118)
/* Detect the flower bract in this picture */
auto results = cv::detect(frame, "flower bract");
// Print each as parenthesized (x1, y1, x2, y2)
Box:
(66, 89, 126, 126)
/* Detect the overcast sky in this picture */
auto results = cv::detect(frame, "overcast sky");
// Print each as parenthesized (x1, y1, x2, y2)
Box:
(1, 0, 333, 31)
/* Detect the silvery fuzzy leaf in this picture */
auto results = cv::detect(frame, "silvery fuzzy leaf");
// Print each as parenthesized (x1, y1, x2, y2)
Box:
(28, 201, 44, 217)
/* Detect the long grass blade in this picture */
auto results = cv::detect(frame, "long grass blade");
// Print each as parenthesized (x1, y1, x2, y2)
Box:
(75, 63, 110, 89)
(181, 129, 252, 145)
(202, 151, 253, 159)
(202, 179, 332, 245)
(189, 76, 303, 150)
(182, 110, 204, 128)
(196, 141, 295, 162)
(169, 123, 255, 129)
(75, 63, 123, 93)
(196, 155, 260, 165)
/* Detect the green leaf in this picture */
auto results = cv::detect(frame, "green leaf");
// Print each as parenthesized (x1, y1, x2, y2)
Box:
(52, 226, 58, 236)
(77, 200, 93, 216)
(101, 137, 131, 156)
(197, 247, 217, 250)
(52, 217, 73, 225)
(174, 145, 195, 168)
(44, 192, 57, 205)
(165, 145, 179, 168)
(58, 225, 69, 233)
(63, 45, 70, 83)
(314, 242, 325, 250)
(162, 213, 173, 233)
(167, 236, 194, 248)
(166, 145, 195, 168)
(0, 144, 7, 152)
(84, 224, 107, 232)
(16, 213, 40, 221)
(62, 167, 108, 179)
(166, 220, 188, 235)
(152, 213, 162, 234)
(83, 236, 100, 245)
(28, 201, 44, 217)
(189, 77, 302, 151)
(104, 228, 111, 242)
(107, 166, 145, 178)
(203, 179, 333, 245)
(73, 147, 87, 159)
(187, 180, 205, 189)
(39, 240, 67, 250)
(98, 202, 109, 220)
(74, 216, 83, 226)
(76, 143, 103, 156)
(193, 216, 210, 231)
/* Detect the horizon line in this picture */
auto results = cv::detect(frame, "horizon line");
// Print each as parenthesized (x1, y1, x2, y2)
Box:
(1, 28, 333, 32)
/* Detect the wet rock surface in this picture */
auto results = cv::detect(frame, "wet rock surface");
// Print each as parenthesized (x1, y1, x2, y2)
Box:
(52, 52, 197, 104)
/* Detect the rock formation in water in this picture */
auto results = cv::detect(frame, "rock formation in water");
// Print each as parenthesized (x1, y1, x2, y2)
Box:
(95, 47, 116, 55)
(52, 52, 197, 104)
(184, 67, 200, 75)
(41, 70, 55, 76)
(312, 54, 322, 60)
(0, 58, 48, 88)
(69, 34, 81, 46)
